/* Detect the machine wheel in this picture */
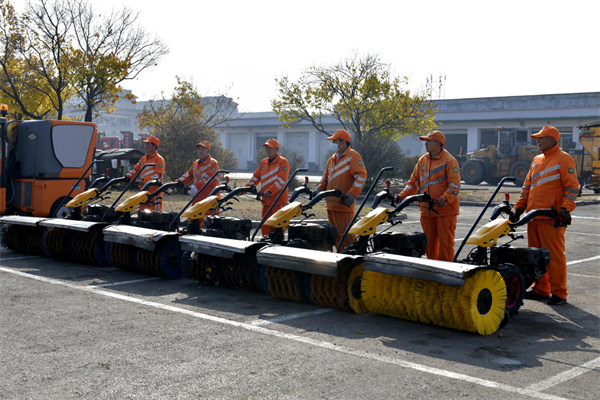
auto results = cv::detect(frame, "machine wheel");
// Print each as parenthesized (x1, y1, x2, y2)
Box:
(509, 161, 531, 187)
(462, 160, 485, 185)
(498, 264, 525, 316)
(484, 175, 502, 186)
(49, 197, 73, 219)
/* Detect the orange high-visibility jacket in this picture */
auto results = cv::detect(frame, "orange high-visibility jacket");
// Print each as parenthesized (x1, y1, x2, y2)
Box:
(399, 149, 461, 217)
(317, 147, 367, 212)
(515, 145, 579, 213)
(179, 156, 220, 204)
(246, 154, 290, 206)
(126, 151, 165, 194)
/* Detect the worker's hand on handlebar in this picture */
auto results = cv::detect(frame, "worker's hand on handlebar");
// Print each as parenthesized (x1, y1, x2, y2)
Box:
(558, 209, 572, 226)
(175, 180, 185, 188)
(510, 207, 524, 223)
(343, 193, 355, 207)
(435, 197, 446, 207)
(188, 185, 198, 196)
(262, 191, 272, 199)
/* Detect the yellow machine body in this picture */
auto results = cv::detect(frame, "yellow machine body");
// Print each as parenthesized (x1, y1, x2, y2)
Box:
(181, 195, 219, 220)
(115, 191, 149, 213)
(264, 201, 302, 228)
(349, 207, 389, 236)
(466, 218, 511, 247)
(66, 188, 98, 208)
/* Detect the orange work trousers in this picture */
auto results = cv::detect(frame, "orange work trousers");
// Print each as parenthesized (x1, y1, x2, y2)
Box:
(527, 219, 567, 299)
(261, 203, 285, 236)
(420, 214, 457, 262)
(327, 210, 355, 252)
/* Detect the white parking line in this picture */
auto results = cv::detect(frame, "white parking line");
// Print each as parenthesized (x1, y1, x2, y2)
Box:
(571, 216, 600, 220)
(567, 255, 600, 266)
(92, 277, 161, 287)
(568, 273, 600, 279)
(527, 356, 600, 392)
(0, 266, 568, 400)
(249, 308, 335, 326)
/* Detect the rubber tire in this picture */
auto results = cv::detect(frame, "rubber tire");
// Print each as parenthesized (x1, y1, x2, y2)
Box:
(509, 160, 531, 187)
(462, 160, 486, 185)
(499, 264, 525, 316)
(48, 197, 73, 219)
(484, 175, 502, 186)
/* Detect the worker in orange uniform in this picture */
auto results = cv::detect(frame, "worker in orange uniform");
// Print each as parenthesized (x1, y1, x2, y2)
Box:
(176, 141, 220, 227)
(125, 135, 166, 212)
(314, 129, 367, 251)
(513, 126, 578, 305)
(397, 131, 461, 262)
(246, 138, 290, 236)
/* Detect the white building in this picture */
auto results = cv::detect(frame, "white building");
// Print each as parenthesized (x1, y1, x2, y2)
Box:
(215, 92, 600, 171)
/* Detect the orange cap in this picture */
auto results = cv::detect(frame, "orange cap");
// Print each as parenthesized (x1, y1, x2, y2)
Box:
(531, 125, 559, 142)
(419, 130, 446, 146)
(263, 138, 279, 148)
(327, 129, 351, 142)
(195, 140, 211, 150)
(143, 135, 160, 147)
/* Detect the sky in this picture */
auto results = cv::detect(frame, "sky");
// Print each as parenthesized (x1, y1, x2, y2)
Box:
(13, 0, 600, 112)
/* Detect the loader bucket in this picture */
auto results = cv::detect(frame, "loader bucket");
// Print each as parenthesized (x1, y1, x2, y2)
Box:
(360, 252, 507, 335)
(103, 225, 183, 279)
(179, 235, 268, 290)
(0, 216, 49, 255)
(256, 246, 363, 311)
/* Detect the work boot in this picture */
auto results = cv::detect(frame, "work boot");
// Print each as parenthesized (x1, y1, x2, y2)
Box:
(548, 295, 567, 305)
(524, 290, 551, 301)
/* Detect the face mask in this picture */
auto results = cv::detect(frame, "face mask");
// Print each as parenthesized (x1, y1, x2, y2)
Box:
(330, 142, 338, 151)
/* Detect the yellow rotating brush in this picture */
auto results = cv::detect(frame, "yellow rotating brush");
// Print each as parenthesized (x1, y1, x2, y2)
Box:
(361, 269, 507, 335)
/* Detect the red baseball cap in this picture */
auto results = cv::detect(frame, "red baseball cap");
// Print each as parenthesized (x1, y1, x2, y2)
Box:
(263, 138, 279, 148)
(195, 140, 211, 150)
(531, 126, 560, 142)
(143, 135, 160, 147)
(419, 130, 446, 146)
(327, 129, 352, 142)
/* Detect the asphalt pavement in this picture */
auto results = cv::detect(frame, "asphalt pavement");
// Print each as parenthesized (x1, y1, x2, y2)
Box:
(1, 204, 598, 399)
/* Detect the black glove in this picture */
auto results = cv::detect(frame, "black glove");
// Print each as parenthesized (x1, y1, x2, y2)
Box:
(123, 175, 131, 183)
(175, 180, 185, 188)
(343, 193, 355, 207)
(510, 208, 524, 223)
(558, 209, 572, 226)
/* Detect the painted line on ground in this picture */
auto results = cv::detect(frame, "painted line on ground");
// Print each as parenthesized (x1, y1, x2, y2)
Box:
(568, 273, 600, 279)
(249, 308, 335, 326)
(567, 255, 600, 266)
(92, 277, 162, 287)
(527, 356, 600, 392)
(0, 266, 569, 400)
(571, 216, 600, 220)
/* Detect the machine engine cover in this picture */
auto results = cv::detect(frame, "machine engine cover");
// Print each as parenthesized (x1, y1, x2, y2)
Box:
(373, 231, 427, 257)
(490, 246, 550, 286)
(204, 216, 252, 239)
(288, 223, 337, 246)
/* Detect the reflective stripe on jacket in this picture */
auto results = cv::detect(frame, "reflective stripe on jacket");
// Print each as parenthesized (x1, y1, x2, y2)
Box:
(317, 147, 367, 212)
(179, 156, 220, 204)
(246, 154, 290, 206)
(515, 145, 578, 213)
(126, 151, 166, 194)
(399, 149, 460, 217)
